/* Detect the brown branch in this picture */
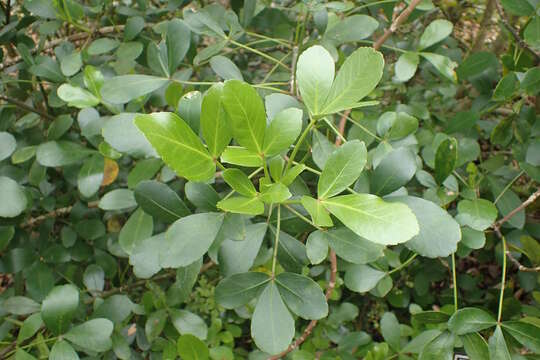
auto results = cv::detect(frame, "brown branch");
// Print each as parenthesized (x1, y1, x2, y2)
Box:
(373, 0, 423, 50)
(493, 188, 540, 230)
(472, 0, 496, 52)
(494, 0, 540, 61)
(492, 188, 540, 272)
(21, 201, 99, 228)
(0, 95, 54, 121)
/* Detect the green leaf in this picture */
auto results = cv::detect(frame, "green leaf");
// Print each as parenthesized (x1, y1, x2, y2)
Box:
(217, 196, 264, 215)
(161, 213, 224, 268)
(41, 284, 79, 335)
(87, 38, 119, 55)
(167, 19, 191, 75)
(456, 199, 498, 231)
(344, 264, 386, 293)
(99, 189, 137, 211)
(177, 334, 209, 360)
(171, 309, 208, 340)
(371, 147, 417, 195)
(3, 296, 40, 315)
(301, 196, 333, 227)
(101, 75, 169, 104)
(413, 311, 451, 324)
(221, 146, 263, 167)
(306, 230, 329, 265)
(521, 67, 540, 96)
(524, 17, 540, 52)
(402, 330, 442, 354)
(102, 113, 157, 158)
(83, 264, 104, 292)
(185, 182, 220, 211)
(434, 137, 457, 184)
(57, 84, 99, 108)
(210, 55, 243, 80)
(223, 169, 257, 197)
(322, 194, 419, 245)
(11, 146, 36, 164)
(259, 183, 291, 204)
(419, 19, 453, 50)
(119, 208, 153, 255)
(419, 331, 454, 360)
(321, 47, 384, 115)
(420, 52, 457, 82)
(461, 333, 489, 360)
(262, 108, 303, 156)
(222, 80, 266, 153)
(215, 272, 271, 309)
(500, 0, 533, 16)
(0, 132, 16, 161)
(50, 340, 79, 360)
(78, 154, 104, 198)
(389, 196, 461, 258)
(200, 83, 232, 157)
(448, 308, 496, 335)
(130, 233, 166, 279)
(296, 45, 334, 116)
(493, 72, 518, 101)
(377, 112, 419, 140)
(501, 321, 540, 353)
(36, 141, 93, 167)
(322, 227, 384, 264)
(488, 326, 511, 360)
(380, 312, 401, 351)
(145, 309, 168, 342)
(0, 176, 27, 218)
(276, 272, 328, 320)
(251, 282, 295, 355)
(218, 222, 267, 276)
(272, 227, 310, 273)
(18, 313, 43, 344)
(135, 112, 215, 182)
(134, 180, 190, 223)
(323, 15, 378, 45)
(318, 140, 367, 199)
(395, 52, 419, 82)
(64, 318, 113, 352)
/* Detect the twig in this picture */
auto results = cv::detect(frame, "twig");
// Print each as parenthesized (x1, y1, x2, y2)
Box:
(492, 188, 540, 272)
(0, 95, 55, 121)
(289, 46, 299, 95)
(493, 188, 540, 230)
(373, 0, 423, 50)
(494, 0, 540, 61)
(21, 201, 99, 228)
(334, 110, 350, 146)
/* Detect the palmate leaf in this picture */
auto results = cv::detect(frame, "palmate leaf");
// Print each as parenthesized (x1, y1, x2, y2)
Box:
(135, 112, 216, 182)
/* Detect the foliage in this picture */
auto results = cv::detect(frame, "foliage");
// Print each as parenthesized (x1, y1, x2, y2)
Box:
(1, 0, 540, 359)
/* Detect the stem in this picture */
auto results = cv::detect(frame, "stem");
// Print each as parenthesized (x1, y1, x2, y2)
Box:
(0, 95, 54, 120)
(322, 117, 347, 144)
(497, 235, 507, 323)
(245, 31, 292, 47)
(494, 170, 524, 204)
(228, 39, 290, 70)
(271, 206, 281, 276)
(452, 253, 458, 313)
(373, 0, 423, 50)
(339, 111, 382, 141)
(283, 204, 322, 231)
(285, 117, 316, 172)
(388, 253, 418, 275)
(347, 0, 398, 14)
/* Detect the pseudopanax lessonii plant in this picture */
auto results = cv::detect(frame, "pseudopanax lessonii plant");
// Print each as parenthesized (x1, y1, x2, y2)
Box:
(2, 0, 540, 359)
(126, 44, 447, 356)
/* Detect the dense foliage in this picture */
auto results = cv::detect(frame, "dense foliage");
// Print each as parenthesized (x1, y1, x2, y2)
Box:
(1, 0, 540, 359)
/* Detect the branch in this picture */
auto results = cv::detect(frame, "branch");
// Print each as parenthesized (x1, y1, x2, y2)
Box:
(494, 0, 540, 61)
(21, 201, 99, 228)
(373, 0, 423, 50)
(0, 95, 54, 121)
(492, 188, 540, 272)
